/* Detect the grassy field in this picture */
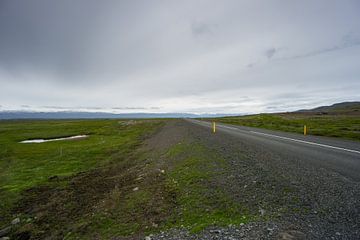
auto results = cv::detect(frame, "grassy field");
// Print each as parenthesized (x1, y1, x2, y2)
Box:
(1, 113, 359, 239)
(5, 115, 353, 238)
(208, 113, 360, 141)
(0, 119, 163, 237)
(0, 119, 252, 239)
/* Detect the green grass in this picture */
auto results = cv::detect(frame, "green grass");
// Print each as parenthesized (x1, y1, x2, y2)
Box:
(209, 113, 360, 141)
(0, 119, 162, 227)
(77, 141, 251, 238)
(74, 183, 165, 239)
(1, 119, 251, 239)
(164, 142, 250, 232)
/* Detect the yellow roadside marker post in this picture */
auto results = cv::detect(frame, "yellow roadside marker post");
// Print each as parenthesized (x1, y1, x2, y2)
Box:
(213, 122, 216, 133)
(304, 125, 307, 136)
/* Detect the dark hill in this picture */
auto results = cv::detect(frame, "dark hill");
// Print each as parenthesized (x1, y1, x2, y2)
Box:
(298, 101, 360, 114)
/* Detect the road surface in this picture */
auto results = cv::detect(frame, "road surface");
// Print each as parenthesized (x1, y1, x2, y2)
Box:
(187, 119, 360, 181)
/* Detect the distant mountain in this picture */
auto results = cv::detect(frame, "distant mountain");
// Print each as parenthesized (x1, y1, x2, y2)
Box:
(298, 101, 360, 113)
(0, 111, 236, 120)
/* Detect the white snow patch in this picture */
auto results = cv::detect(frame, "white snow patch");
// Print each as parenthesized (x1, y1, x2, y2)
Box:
(20, 135, 88, 143)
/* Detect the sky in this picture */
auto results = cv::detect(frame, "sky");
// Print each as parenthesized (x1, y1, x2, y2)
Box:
(0, 0, 360, 114)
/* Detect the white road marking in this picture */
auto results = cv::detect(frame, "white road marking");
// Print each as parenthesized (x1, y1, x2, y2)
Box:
(249, 131, 360, 154)
(220, 125, 238, 130)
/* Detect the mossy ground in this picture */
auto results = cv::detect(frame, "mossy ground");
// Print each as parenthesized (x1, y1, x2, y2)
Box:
(0, 119, 163, 238)
(163, 142, 250, 233)
(0, 119, 252, 239)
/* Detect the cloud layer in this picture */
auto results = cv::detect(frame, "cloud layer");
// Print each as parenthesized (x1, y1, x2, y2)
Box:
(0, 0, 359, 113)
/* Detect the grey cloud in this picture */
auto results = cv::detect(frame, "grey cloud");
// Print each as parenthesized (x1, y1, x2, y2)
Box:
(191, 22, 212, 36)
(39, 106, 162, 111)
(112, 107, 160, 110)
(112, 107, 145, 110)
(342, 32, 360, 47)
(42, 106, 70, 109)
(247, 63, 255, 68)
(265, 48, 277, 59)
(282, 33, 360, 60)
(0, 1, 359, 114)
(0, 0, 155, 82)
(78, 107, 103, 110)
(42, 106, 103, 110)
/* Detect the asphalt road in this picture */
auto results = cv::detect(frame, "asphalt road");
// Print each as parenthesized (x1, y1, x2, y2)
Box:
(187, 119, 360, 181)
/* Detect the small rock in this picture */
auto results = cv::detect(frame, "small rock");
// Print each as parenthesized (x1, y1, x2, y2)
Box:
(335, 232, 341, 236)
(278, 230, 306, 240)
(14, 231, 31, 240)
(0, 226, 11, 237)
(133, 187, 139, 191)
(12, 217, 20, 225)
(145, 236, 151, 240)
(210, 229, 221, 234)
(279, 232, 294, 240)
(259, 208, 266, 216)
(267, 227, 274, 235)
(160, 169, 165, 174)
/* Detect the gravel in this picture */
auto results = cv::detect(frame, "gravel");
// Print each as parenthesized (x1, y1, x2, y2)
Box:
(147, 222, 307, 240)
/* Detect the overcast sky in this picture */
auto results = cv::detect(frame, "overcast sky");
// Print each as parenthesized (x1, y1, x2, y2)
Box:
(0, 0, 359, 114)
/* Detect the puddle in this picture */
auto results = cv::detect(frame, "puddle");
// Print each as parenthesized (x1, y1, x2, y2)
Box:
(20, 135, 88, 143)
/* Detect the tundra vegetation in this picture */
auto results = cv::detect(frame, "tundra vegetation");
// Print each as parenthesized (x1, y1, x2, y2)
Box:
(1, 107, 359, 239)
(0, 119, 249, 239)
